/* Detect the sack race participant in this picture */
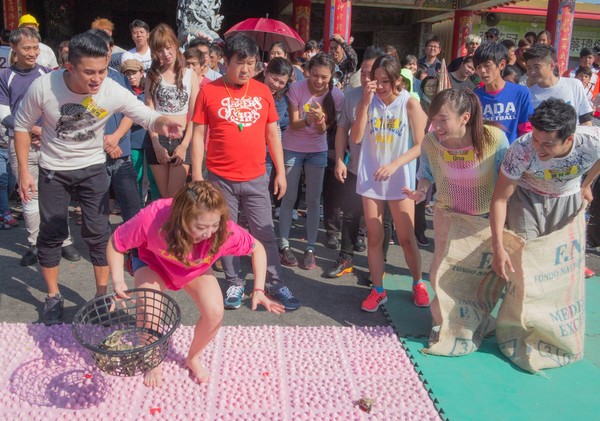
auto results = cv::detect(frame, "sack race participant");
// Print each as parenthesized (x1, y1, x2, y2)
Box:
(491, 98, 600, 372)
(498, 206, 586, 372)
(404, 89, 509, 355)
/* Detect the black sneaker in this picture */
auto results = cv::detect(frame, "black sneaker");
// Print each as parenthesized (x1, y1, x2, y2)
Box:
(20, 245, 38, 266)
(416, 233, 430, 247)
(43, 294, 64, 325)
(279, 247, 298, 267)
(326, 235, 340, 249)
(354, 236, 366, 253)
(324, 256, 353, 278)
(300, 249, 316, 270)
(61, 244, 81, 262)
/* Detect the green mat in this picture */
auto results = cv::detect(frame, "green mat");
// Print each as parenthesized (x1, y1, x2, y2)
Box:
(383, 274, 600, 421)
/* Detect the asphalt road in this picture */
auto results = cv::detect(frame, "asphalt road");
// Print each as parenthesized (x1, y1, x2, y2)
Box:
(2, 205, 598, 329)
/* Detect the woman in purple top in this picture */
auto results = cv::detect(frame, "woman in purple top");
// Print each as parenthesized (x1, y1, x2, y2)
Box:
(277, 53, 344, 270)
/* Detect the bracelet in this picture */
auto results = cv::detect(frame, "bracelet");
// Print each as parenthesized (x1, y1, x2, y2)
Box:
(316, 116, 326, 125)
(304, 117, 311, 127)
(251, 289, 265, 297)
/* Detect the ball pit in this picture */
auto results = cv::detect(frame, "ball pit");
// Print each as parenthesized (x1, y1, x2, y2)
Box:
(1, 323, 440, 420)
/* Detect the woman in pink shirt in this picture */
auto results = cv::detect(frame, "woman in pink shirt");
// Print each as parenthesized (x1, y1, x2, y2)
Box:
(107, 181, 284, 387)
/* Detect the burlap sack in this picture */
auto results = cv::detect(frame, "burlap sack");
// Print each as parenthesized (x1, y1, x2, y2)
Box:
(423, 207, 504, 356)
(496, 206, 586, 373)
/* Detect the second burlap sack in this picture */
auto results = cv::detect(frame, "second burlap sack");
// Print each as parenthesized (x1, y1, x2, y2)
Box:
(497, 206, 586, 373)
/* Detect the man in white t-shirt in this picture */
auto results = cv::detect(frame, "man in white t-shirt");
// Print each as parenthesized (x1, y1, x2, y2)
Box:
(17, 14, 58, 69)
(121, 19, 152, 72)
(525, 44, 593, 126)
(490, 99, 600, 280)
(14, 32, 182, 325)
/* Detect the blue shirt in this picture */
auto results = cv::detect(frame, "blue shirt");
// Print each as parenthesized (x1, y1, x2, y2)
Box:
(475, 82, 534, 143)
(105, 67, 132, 156)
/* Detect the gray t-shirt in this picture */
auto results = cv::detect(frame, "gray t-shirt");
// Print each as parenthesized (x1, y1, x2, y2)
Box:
(338, 86, 363, 175)
(14, 70, 161, 171)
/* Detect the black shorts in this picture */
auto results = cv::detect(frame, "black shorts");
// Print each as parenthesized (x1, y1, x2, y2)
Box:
(145, 136, 191, 165)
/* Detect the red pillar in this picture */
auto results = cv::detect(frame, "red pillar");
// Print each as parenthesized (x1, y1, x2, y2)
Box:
(451, 10, 474, 60)
(323, 0, 352, 52)
(3, 0, 27, 29)
(546, 0, 576, 74)
(292, 0, 311, 45)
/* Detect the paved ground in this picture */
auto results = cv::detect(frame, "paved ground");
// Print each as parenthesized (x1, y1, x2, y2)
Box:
(2, 204, 599, 329)
(0, 205, 437, 328)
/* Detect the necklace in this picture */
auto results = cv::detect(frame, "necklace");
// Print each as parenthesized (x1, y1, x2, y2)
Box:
(223, 79, 250, 132)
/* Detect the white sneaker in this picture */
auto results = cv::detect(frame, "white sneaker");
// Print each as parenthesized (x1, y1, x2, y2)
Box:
(274, 207, 280, 218)
(292, 209, 299, 221)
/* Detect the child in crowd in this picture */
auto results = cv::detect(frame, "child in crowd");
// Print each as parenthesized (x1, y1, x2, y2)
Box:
(255, 58, 301, 220)
(268, 41, 303, 82)
(403, 88, 509, 325)
(278, 52, 344, 270)
(351, 55, 429, 311)
(145, 24, 199, 198)
(108, 181, 285, 387)
(575, 66, 598, 109)
(400, 55, 421, 96)
(122, 58, 160, 204)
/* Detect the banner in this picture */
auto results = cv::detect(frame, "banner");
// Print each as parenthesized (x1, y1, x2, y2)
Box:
(475, 21, 600, 58)
(3, 0, 26, 30)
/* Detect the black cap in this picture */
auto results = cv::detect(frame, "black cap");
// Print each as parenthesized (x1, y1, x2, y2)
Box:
(580, 47, 594, 58)
(485, 28, 500, 36)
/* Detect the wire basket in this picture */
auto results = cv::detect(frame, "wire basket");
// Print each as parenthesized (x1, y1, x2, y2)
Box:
(72, 288, 181, 377)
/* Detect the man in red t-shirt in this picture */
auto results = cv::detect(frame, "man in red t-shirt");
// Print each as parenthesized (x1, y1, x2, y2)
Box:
(191, 33, 300, 311)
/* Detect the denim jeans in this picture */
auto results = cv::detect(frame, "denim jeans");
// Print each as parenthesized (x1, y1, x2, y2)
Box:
(0, 148, 16, 215)
(278, 150, 326, 250)
(106, 156, 142, 222)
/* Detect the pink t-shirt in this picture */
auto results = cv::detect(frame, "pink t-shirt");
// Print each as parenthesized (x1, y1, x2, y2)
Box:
(113, 199, 255, 290)
(282, 79, 344, 153)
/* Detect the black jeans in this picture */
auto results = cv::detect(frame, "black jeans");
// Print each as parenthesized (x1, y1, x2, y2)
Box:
(38, 163, 111, 267)
(323, 159, 343, 238)
(339, 172, 364, 260)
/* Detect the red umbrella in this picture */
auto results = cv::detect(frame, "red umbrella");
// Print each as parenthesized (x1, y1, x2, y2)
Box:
(224, 17, 305, 53)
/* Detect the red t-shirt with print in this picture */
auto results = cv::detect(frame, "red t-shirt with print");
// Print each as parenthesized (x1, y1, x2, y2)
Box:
(192, 78, 279, 181)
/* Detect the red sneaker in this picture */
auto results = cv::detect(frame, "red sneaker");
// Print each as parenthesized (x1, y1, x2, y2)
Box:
(413, 282, 430, 307)
(585, 267, 596, 278)
(361, 289, 387, 312)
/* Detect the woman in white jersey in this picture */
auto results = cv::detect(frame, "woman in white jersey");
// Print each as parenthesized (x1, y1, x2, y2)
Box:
(351, 55, 429, 312)
(145, 24, 199, 198)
